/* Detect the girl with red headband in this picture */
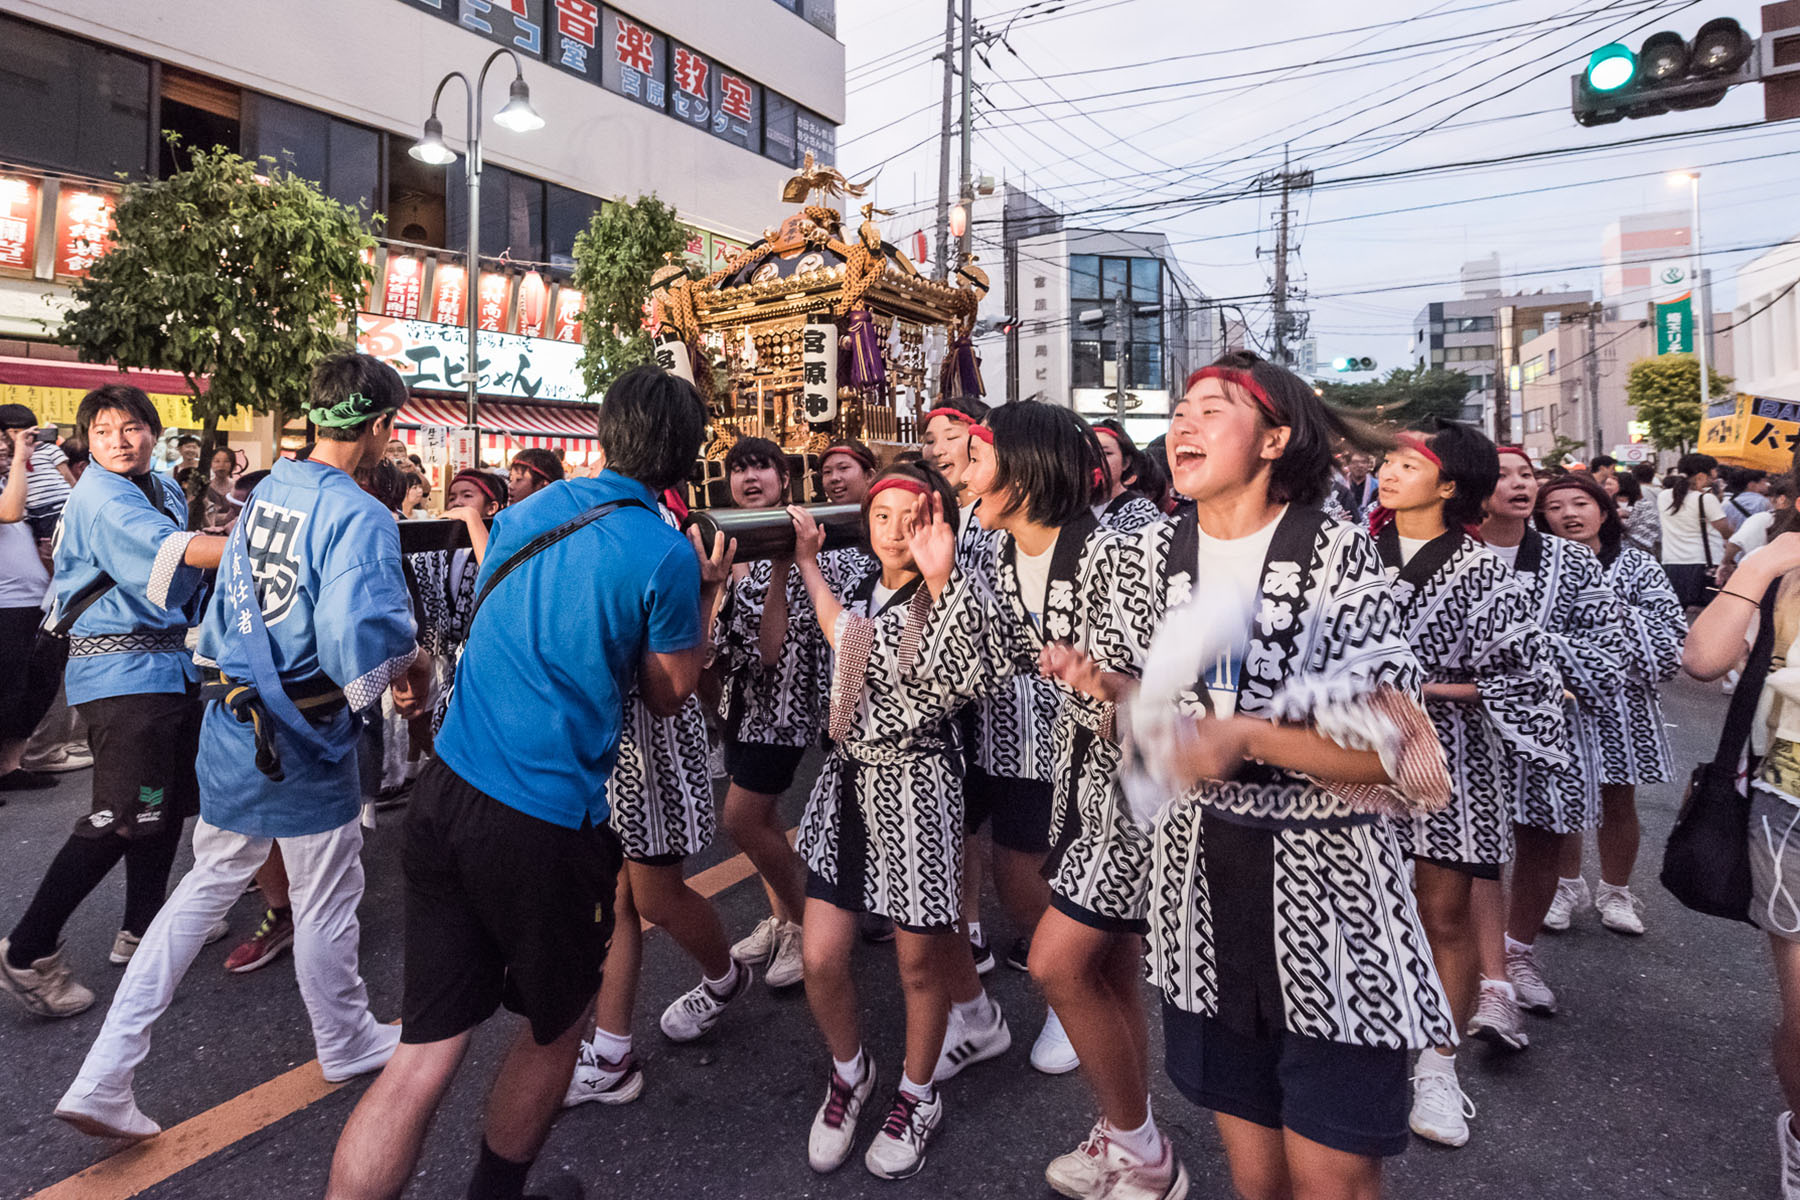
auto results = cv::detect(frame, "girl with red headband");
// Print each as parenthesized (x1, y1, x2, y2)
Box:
(1090, 418, 1165, 534)
(1470, 447, 1625, 1057)
(820, 439, 877, 506)
(778, 462, 988, 1180)
(920, 397, 988, 520)
(1049, 353, 1458, 1198)
(412, 469, 506, 733)
(1534, 473, 1686, 939)
(506, 447, 564, 505)
(1368, 421, 1570, 1149)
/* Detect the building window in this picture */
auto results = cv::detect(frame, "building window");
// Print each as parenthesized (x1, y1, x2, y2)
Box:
(1522, 357, 1547, 384)
(1072, 340, 1102, 389)
(1430, 349, 1446, 365)
(248, 95, 379, 214)
(1070, 255, 1100, 301)
(1546, 348, 1557, 375)
(0, 16, 152, 179)
(546, 184, 599, 273)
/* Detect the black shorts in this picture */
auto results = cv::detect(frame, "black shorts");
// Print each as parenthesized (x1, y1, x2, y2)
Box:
(1163, 1004, 1411, 1159)
(73, 687, 201, 840)
(0, 607, 59, 741)
(1047, 891, 1148, 936)
(964, 767, 1054, 854)
(805, 869, 948, 935)
(724, 738, 806, 795)
(401, 757, 623, 1046)
(1413, 853, 1502, 882)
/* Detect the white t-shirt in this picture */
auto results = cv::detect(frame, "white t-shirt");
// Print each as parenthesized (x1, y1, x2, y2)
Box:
(1732, 509, 1778, 556)
(870, 580, 898, 613)
(1192, 507, 1285, 718)
(1397, 534, 1431, 564)
(1488, 541, 1521, 569)
(1014, 540, 1054, 630)
(1660, 490, 1726, 565)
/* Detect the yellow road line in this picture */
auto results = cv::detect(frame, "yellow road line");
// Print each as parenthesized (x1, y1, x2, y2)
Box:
(29, 834, 787, 1200)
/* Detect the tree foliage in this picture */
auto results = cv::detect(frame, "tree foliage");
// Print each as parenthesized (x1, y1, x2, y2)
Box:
(1544, 434, 1588, 469)
(1625, 352, 1734, 451)
(570, 194, 690, 397)
(1317, 365, 1472, 428)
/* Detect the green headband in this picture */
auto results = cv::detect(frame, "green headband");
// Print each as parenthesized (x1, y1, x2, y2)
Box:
(307, 391, 396, 429)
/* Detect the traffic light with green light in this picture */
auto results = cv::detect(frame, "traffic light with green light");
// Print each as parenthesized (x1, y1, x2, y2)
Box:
(1572, 18, 1758, 125)
(1332, 356, 1376, 373)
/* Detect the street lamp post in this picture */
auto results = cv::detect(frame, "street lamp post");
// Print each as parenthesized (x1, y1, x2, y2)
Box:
(1671, 170, 1710, 416)
(411, 49, 545, 438)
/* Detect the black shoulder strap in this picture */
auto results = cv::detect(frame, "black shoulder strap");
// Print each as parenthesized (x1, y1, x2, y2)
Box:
(466, 498, 648, 632)
(46, 572, 118, 638)
(1712, 576, 1782, 770)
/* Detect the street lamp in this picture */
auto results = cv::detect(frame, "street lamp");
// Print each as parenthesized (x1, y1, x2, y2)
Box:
(1668, 170, 1709, 416)
(410, 49, 545, 435)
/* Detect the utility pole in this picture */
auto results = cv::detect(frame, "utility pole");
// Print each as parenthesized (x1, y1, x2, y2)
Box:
(1585, 304, 1606, 456)
(1115, 290, 1130, 422)
(958, 0, 974, 265)
(1260, 147, 1313, 367)
(932, 0, 955, 280)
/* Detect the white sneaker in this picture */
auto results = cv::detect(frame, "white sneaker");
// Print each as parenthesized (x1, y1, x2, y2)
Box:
(808, 1060, 876, 1173)
(1046, 1119, 1110, 1199)
(1542, 877, 1591, 933)
(731, 915, 782, 965)
(321, 1023, 401, 1083)
(1092, 1134, 1190, 1200)
(1031, 1007, 1080, 1074)
(1595, 883, 1646, 936)
(1465, 981, 1529, 1051)
(21, 743, 92, 773)
(563, 1040, 645, 1107)
(660, 962, 753, 1042)
(55, 1078, 161, 1141)
(1506, 942, 1558, 1015)
(1778, 1112, 1800, 1200)
(0, 938, 94, 1018)
(1409, 1062, 1474, 1147)
(110, 919, 230, 965)
(765, 922, 805, 989)
(933, 996, 1011, 1082)
(864, 1088, 945, 1179)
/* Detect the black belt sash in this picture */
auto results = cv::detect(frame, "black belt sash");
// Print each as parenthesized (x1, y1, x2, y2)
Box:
(201, 669, 348, 782)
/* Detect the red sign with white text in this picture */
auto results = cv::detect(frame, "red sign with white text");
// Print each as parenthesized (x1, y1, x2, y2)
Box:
(477, 271, 513, 332)
(553, 287, 584, 342)
(54, 189, 115, 278)
(430, 263, 467, 325)
(0, 176, 38, 272)
(515, 271, 549, 337)
(382, 254, 425, 319)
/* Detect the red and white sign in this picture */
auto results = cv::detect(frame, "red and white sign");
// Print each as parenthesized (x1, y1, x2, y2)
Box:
(710, 237, 744, 274)
(673, 46, 708, 98)
(720, 73, 754, 121)
(477, 272, 512, 333)
(515, 271, 549, 338)
(0, 176, 38, 272)
(53, 189, 115, 278)
(615, 15, 656, 72)
(381, 254, 424, 319)
(553, 0, 597, 45)
(429, 263, 467, 325)
(553, 288, 584, 343)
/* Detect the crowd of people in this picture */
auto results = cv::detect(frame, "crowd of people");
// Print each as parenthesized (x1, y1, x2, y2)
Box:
(0, 351, 1795, 1200)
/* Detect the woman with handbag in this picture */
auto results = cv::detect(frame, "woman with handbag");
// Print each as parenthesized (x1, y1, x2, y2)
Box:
(1658, 453, 1733, 609)
(1683, 528, 1800, 1198)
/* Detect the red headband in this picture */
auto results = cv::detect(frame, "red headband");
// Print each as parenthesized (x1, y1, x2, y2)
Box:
(1188, 366, 1279, 419)
(1394, 433, 1443, 470)
(924, 407, 977, 428)
(868, 477, 930, 502)
(1093, 426, 1121, 443)
(452, 469, 504, 504)
(823, 444, 875, 470)
(1496, 444, 1533, 470)
(513, 457, 555, 483)
(966, 423, 994, 445)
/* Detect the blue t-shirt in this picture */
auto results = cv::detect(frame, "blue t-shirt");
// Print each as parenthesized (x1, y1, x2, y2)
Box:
(53, 467, 204, 705)
(435, 471, 703, 829)
(195, 457, 418, 838)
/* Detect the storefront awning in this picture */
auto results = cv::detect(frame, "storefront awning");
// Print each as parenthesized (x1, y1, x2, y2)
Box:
(0, 355, 250, 431)
(395, 393, 599, 456)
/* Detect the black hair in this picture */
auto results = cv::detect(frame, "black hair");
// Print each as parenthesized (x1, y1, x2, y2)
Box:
(1771, 474, 1798, 500)
(1535, 472, 1623, 565)
(1735, 468, 1769, 491)
(359, 456, 407, 512)
(1415, 418, 1500, 533)
(59, 436, 89, 468)
(176, 435, 200, 448)
(1130, 443, 1171, 510)
(860, 460, 960, 540)
(823, 437, 877, 471)
(1614, 470, 1643, 505)
(1590, 454, 1617, 471)
(235, 468, 271, 493)
(450, 468, 508, 511)
(401, 470, 427, 494)
(1193, 351, 1389, 507)
(1668, 451, 1719, 512)
(891, 449, 925, 466)
(724, 436, 789, 480)
(1092, 417, 1143, 489)
(409, 453, 425, 470)
(76, 384, 163, 440)
(310, 351, 407, 443)
(985, 399, 1107, 527)
(595, 364, 707, 493)
(511, 446, 565, 485)
(1631, 461, 1656, 484)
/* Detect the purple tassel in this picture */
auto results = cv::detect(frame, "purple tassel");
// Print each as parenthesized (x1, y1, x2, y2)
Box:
(846, 310, 886, 389)
(941, 334, 984, 400)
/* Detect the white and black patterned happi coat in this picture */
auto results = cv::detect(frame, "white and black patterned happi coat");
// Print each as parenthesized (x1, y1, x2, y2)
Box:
(934, 511, 1160, 926)
(716, 558, 826, 749)
(1506, 530, 1627, 832)
(1594, 544, 1685, 785)
(1098, 493, 1166, 535)
(1375, 528, 1570, 866)
(410, 547, 479, 734)
(1141, 506, 1457, 1051)
(956, 521, 1059, 783)
(797, 571, 978, 928)
(607, 689, 715, 861)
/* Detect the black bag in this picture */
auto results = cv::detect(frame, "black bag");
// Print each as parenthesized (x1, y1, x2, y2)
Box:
(1660, 577, 1780, 923)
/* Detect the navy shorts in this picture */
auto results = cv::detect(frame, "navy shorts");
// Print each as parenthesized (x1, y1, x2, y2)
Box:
(1414, 853, 1502, 882)
(964, 766, 1054, 854)
(1163, 1003, 1411, 1159)
(724, 739, 806, 795)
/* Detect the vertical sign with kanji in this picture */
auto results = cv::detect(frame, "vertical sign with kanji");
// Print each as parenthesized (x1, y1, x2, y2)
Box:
(549, 0, 600, 80)
(382, 255, 425, 319)
(516, 271, 549, 337)
(0, 176, 38, 273)
(712, 67, 761, 151)
(430, 263, 468, 325)
(795, 109, 836, 167)
(682, 227, 709, 272)
(553, 287, 584, 342)
(670, 43, 713, 129)
(458, 0, 544, 57)
(709, 237, 745, 276)
(477, 272, 513, 332)
(801, 314, 838, 423)
(600, 7, 667, 111)
(652, 331, 695, 383)
(53, 189, 115, 279)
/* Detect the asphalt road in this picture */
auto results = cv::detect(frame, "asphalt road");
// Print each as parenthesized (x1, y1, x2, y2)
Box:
(0, 675, 1784, 1199)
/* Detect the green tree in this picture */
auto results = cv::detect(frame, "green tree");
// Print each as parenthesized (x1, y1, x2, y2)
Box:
(1317, 364, 1472, 428)
(1626, 352, 1734, 451)
(1544, 434, 1588, 469)
(570, 194, 690, 396)
(58, 138, 375, 520)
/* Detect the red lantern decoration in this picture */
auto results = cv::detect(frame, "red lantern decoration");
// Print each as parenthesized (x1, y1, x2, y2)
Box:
(516, 270, 549, 337)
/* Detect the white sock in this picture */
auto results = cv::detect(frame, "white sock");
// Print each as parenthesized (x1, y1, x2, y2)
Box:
(591, 1027, 632, 1062)
(704, 960, 740, 994)
(952, 992, 990, 1025)
(1596, 880, 1630, 896)
(899, 1072, 934, 1101)
(833, 1047, 867, 1084)
(1505, 933, 1534, 955)
(967, 921, 984, 943)
(1107, 1113, 1162, 1161)
(1558, 875, 1584, 888)
(1417, 1048, 1456, 1077)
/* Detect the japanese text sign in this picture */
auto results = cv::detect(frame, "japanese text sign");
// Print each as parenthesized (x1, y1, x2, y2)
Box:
(801, 314, 838, 423)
